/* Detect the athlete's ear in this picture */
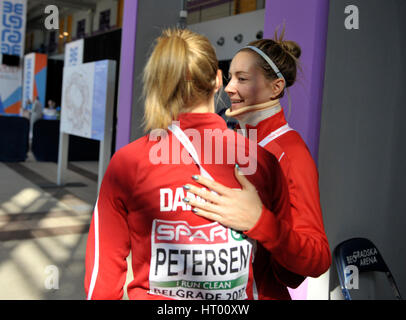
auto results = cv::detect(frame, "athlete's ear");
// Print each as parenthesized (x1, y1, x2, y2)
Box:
(269, 78, 285, 99)
(215, 69, 223, 93)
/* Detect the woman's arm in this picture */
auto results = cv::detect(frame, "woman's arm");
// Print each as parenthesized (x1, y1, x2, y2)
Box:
(183, 164, 331, 278)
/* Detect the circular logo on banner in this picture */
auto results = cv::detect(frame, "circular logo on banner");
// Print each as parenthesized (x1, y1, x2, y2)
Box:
(63, 71, 91, 136)
(230, 229, 247, 241)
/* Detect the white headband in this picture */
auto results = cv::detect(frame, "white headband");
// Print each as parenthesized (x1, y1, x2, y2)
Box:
(243, 45, 286, 84)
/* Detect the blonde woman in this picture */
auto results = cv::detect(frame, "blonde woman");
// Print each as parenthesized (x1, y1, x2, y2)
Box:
(85, 28, 292, 300)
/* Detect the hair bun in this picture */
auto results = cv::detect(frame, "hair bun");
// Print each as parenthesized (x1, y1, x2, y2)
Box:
(281, 40, 301, 59)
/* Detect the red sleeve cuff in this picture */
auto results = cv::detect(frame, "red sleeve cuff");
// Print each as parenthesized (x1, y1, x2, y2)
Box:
(244, 204, 281, 250)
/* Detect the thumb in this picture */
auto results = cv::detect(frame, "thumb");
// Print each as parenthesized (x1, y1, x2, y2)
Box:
(234, 164, 255, 190)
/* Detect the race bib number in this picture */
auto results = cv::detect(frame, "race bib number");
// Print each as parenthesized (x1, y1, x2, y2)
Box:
(149, 219, 253, 300)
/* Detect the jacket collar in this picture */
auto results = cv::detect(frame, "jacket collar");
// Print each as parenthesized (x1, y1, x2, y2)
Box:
(176, 112, 228, 132)
(238, 109, 288, 142)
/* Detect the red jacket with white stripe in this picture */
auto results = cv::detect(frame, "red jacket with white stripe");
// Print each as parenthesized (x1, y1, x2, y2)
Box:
(242, 109, 332, 289)
(84, 112, 322, 300)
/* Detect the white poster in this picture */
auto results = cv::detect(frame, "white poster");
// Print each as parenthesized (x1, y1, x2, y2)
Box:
(57, 60, 116, 192)
(149, 219, 253, 300)
(60, 60, 116, 141)
(64, 38, 84, 67)
(61, 62, 95, 138)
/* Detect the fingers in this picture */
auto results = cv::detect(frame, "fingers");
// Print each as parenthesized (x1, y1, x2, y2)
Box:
(190, 207, 224, 225)
(190, 174, 232, 196)
(234, 164, 256, 191)
(183, 184, 224, 205)
(183, 194, 222, 216)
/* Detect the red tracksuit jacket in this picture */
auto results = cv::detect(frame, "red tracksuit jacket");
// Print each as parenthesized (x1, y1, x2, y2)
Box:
(242, 109, 332, 290)
(85, 112, 325, 300)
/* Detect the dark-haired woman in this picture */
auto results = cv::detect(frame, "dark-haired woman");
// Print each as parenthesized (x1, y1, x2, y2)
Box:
(183, 35, 332, 298)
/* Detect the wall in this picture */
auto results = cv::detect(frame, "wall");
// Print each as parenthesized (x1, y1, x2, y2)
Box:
(31, 29, 45, 51)
(129, 0, 182, 141)
(28, 0, 121, 54)
(189, 9, 265, 61)
(187, 2, 234, 24)
(93, 0, 119, 31)
(72, 10, 93, 39)
(187, 0, 265, 24)
(318, 0, 406, 298)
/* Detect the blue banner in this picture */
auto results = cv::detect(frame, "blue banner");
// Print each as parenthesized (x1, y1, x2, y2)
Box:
(0, 0, 26, 56)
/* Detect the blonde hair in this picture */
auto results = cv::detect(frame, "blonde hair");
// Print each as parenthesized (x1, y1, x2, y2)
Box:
(142, 28, 218, 132)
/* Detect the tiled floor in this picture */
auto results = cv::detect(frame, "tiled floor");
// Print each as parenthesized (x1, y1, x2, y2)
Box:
(0, 152, 134, 299)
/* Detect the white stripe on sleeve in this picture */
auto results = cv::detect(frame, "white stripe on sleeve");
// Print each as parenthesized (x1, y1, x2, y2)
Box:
(87, 199, 100, 300)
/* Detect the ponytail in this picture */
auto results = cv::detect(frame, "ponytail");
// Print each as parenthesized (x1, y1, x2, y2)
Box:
(143, 28, 218, 132)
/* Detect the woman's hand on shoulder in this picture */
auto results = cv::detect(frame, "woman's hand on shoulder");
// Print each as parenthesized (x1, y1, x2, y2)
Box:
(182, 165, 263, 231)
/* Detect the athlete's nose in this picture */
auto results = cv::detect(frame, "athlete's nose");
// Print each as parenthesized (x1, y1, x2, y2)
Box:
(225, 78, 236, 96)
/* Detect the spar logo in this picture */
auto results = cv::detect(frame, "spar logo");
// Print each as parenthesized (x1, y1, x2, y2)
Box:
(153, 220, 228, 245)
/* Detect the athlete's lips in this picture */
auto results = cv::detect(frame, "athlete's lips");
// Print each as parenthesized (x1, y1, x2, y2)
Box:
(230, 99, 245, 110)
